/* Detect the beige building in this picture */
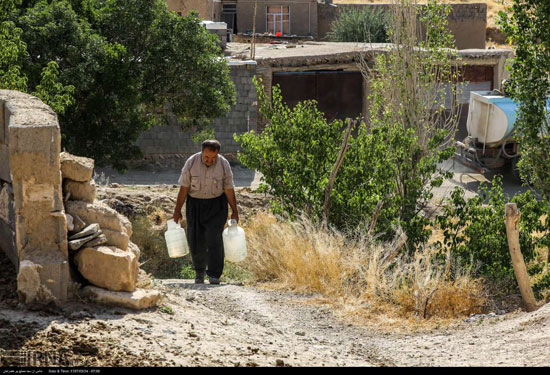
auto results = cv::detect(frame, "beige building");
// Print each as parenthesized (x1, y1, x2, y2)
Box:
(166, 0, 319, 37)
(166, 0, 221, 19)
(166, 1, 487, 48)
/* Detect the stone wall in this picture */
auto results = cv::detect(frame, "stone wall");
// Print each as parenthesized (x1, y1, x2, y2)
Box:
(0, 91, 69, 303)
(136, 60, 258, 159)
(318, 2, 487, 49)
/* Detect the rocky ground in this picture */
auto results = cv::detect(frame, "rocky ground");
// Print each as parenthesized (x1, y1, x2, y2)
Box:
(1, 184, 549, 367)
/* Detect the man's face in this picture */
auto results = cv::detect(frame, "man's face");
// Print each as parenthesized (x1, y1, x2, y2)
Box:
(202, 148, 219, 167)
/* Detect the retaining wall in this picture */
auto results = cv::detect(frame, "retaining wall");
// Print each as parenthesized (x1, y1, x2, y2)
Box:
(0, 91, 69, 303)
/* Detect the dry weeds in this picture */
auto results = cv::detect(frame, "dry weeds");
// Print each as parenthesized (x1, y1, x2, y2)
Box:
(242, 211, 486, 329)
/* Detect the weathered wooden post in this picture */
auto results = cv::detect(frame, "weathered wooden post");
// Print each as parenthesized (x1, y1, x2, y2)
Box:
(505, 203, 538, 312)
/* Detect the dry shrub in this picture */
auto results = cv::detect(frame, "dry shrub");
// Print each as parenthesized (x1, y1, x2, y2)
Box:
(130, 211, 190, 278)
(244, 211, 487, 323)
(243, 211, 354, 295)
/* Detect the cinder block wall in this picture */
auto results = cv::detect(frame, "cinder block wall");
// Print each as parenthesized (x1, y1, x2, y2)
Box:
(0, 91, 69, 303)
(136, 60, 258, 159)
(318, 2, 487, 50)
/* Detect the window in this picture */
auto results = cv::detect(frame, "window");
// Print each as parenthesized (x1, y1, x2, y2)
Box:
(267, 5, 290, 35)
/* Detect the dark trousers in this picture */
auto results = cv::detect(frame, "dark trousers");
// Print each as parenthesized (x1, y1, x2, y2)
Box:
(186, 194, 228, 278)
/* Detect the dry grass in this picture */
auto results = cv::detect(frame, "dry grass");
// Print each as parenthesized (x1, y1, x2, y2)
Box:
(333, 0, 510, 27)
(243, 211, 487, 330)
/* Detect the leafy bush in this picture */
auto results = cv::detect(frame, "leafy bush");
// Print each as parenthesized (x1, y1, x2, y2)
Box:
(236, 77, 346, 222)
(237, 1, 460, 249)
(436, 176, 550, 290)
(327, 6, 389, 43)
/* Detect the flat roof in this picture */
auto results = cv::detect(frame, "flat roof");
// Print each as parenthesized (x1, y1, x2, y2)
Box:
(226, 42, 514, 66)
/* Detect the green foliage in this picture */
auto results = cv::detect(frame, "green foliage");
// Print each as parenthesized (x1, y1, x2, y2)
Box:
(236, 1, 460, 249)
(236, 77, 345, 221)
(436, 176, 550, 290)
(12, 0, 235, 170)
(499, 1, 550, 199)
(327, 6, 389, 43)
(0, 0, 74, 113)
(353, 0, 459, 247)
(191, 127, 216, 145)
(31, 61, 74, 114)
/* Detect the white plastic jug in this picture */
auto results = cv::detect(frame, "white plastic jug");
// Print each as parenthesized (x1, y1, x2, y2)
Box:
(223, 219, 247, 263)
(164, 219, 189, 258)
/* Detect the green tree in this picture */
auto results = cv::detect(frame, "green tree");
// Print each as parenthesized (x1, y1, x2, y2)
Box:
(327, 6, 389, 43)
(237, 1, 461, 248)
(499, 1, 550, 199)
(14, 0, 235, 169)
(0, 0, 76, 117)
(0, 0, 30, 91)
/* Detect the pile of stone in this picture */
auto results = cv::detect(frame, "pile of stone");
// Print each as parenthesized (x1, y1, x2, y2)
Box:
(60, 152, 162, 310)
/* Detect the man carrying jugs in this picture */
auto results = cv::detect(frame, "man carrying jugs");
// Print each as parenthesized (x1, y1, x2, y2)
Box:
(173, 140, 239, 285)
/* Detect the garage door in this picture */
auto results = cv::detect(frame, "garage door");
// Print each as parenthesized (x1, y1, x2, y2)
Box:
(272, 70, 364, 122)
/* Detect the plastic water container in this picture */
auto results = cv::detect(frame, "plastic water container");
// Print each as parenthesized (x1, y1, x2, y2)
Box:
(164, 219, 189, 258)
(223, 219, 247, 263)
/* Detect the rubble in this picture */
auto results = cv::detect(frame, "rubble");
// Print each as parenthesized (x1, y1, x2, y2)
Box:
(63, 179, 96, 203)
(60, 152, 95, 182)
(81, 285, 162, 310)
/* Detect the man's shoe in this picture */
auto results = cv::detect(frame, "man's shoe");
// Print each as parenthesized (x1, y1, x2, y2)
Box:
(209, 277, 220, 285)
(194, 272, 205, 284)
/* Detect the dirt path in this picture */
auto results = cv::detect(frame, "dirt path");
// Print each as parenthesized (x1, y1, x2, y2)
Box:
(1, 274, 549, 367)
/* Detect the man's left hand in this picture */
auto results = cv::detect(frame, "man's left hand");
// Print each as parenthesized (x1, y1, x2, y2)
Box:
(231, 211, 239, 223)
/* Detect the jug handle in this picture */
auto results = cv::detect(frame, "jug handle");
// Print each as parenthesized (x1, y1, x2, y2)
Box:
(228, 219, 237, 227)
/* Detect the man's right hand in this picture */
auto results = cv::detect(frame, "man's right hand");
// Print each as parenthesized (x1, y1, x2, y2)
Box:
(173, 210, 183, 224)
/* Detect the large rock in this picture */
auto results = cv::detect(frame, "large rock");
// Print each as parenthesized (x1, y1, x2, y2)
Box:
(60, 152, 94, 182)
(81, 286, 162, 310)
(65, 200, 132, 237)
(63, 179, 96, 203)
(127, 241, 141, 260)
(17, 260, 42, 303)
(103, 228, 129, 251)
(74, 246, 138, 292)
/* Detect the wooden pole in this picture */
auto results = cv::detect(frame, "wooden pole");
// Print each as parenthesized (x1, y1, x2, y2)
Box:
(250, 0, 257, 60)
(505, 203, 538, 312)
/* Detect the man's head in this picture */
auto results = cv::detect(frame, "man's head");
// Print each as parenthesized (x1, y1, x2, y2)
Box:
(201, 139, 221, 167)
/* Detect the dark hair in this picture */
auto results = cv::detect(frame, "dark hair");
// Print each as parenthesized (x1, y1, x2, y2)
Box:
(202, 139, 221, 152)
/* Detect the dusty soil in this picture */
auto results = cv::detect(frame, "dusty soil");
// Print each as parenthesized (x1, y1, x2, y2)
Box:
(1, 184, 549, 367)
(1, 258, 549, 367)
